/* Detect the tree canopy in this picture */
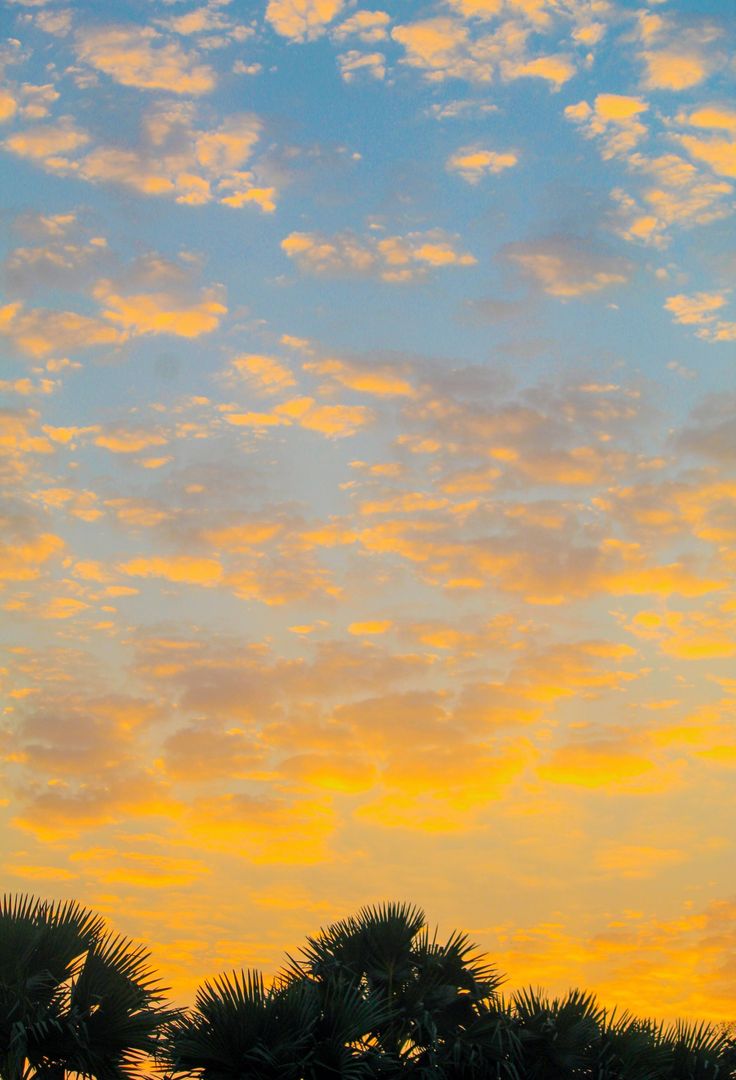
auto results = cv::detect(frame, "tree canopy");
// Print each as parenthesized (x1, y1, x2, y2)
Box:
(2, 896, 733, 1080)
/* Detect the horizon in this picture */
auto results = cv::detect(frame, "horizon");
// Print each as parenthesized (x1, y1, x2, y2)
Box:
(1, 0, 734, 1024)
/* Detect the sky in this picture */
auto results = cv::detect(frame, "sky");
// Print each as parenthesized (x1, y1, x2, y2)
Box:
(1, 0, 735, 1023)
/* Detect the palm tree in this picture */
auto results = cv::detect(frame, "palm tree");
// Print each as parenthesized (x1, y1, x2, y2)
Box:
(664, 1019, 730, 1080)
(508, 989, 732, 1080)
(160, 967, 387, 1079)
(0, 894, 173, 1080)
(594, 1009, 672, 1080)
(511, 987, 604, 1080)
(285, 902, 507, 1074)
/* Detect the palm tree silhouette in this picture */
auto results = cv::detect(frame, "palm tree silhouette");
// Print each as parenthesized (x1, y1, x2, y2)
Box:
(161, 902, 734, 1079)
(285, 901, 508, 1074)
(160, 967, 386, 1080)
(6, 893, 730, 1079)
(0, 894, 173, 1080)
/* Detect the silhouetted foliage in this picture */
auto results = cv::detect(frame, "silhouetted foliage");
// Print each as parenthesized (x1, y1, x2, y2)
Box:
(2, 895, 733, 1080)
(163, 901, 735, 1079)
(0, 894, 174, 1080)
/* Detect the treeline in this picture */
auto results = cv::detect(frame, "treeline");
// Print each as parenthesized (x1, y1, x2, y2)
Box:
(1, 895, 733, 1079)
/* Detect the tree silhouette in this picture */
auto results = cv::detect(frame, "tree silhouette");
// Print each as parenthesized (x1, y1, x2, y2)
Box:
(2, 894, 733, 1080)
(0, 894, 173, 1080)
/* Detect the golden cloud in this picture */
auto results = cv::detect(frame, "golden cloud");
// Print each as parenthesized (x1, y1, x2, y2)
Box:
(0, 301, 123, 358)
(303, 357, 415, 397)
(75, 25, 216, 94)
(266, 0, 344, 41)
(640, 48, 709, 91)
(0, 531, 64, 581)
(93, 279, 227, 338)
(119, 555, 224, 585)
(282, 228, 476, 281)
(447, 146, 518, 183)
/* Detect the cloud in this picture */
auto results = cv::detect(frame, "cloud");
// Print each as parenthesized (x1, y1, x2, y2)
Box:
(664, 291, 727, 325)
(664, 291, 736, 343)
(599, 842, 687, 879)
(75, 25, 216, 94)
(447, 146, 518, 183)
(332, 10, 390, 43)
(391, 16, 575, 86)
(602, 474, 736, 550)
(678, 105, 736, 135)
(282, 228, 476, 281)
(162, 720, 263, 781)
(224, 395, 374, 438)
(337, 50, 386, 82)
(503, 235, 633, 297)
(0, 300, 123, 358)
(10, 694, 163, 786)
(640, 48, 710, 92)
(0, 409, 56, 487)
(225, 354, 297, 394)
(4, 105, 274, 211)
(624, 604, 736, 661)
(502, 53, 574, 86)
(0, 90, 18, 122)
(303, 356, 415, 397)
(119, 555, 224, 586)
(3, 119, 90, 166)
(538, 739, 657, 789)
(636, 14, 721, 92)
(92, 279, 226, 338)
(353, 499, 726, 603)
(156, 2, 244, 38)
(32, 485, 102, 523)
(3, 231, 111, 295)
(94, 427, 168, 454)
(611, 155, 733, 246)
(676, 133, 736, 180)
(348, 620, 393, 635)
(0, 527, 63, 581)
(266, 0, 344, 41)
(186, 792, 335, 863)
(565, 94, 648, 160)
(12, 772, 176, 841)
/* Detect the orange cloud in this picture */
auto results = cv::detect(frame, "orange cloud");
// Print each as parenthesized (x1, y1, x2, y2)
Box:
(6, 106, 273, 211)
(225, 396, 373, 438)
(0, 301, 123, 358)
(93, 280, 226, 338)
(0, 90, 18, 123)
(94, 428, 168, 454)
(447, 146, 518, 183)
(641, 49, 710, 91)
(348, 620, 393, 635)
(186, 793, 335, 863)
(75, 25, 216, 94)
(119, 556, 224, 585)
(266, 0, 344, 41)
(539, 740, 656, 789)
(282, 228, 476, 281)
(303, 357, 415, 397)
(677, 133, 736, 180)
(0, 532, 64, 581)
(227, 354, 297, 393)
(3, 120, 90, 165)
(504, 54, 574, 87)
(337, 51, 386, 83)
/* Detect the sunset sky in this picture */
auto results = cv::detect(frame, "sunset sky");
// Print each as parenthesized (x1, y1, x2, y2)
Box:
(1, 0, 735, 1022)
